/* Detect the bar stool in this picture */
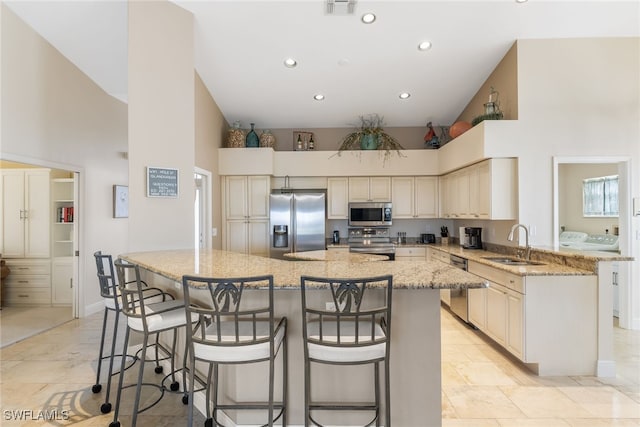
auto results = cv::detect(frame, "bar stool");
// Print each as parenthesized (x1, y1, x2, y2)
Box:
(109, 259, 198, 427)
(300, 275, 393, 427)
(182, 274, 287, 427)
(92, 251, 166, 414)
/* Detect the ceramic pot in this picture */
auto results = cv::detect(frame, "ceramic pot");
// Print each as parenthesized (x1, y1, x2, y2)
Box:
(360, 134, 378, 150)
(449, 121, 472, 139)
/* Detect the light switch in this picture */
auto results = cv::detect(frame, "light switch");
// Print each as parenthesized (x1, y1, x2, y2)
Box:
(212, 227, 218, 237)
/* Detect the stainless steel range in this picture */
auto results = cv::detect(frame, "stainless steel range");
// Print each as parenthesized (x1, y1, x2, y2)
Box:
(348, 227, 395, 260)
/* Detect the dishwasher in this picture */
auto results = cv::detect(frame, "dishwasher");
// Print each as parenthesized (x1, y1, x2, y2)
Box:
(449, 254, 469, 323)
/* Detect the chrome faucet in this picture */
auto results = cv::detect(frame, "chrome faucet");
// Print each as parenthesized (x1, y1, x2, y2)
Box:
(508, 224, 530, 261)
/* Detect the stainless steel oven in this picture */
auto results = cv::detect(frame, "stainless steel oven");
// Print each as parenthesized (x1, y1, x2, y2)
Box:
(348, 227, 395, 260)
(348, 202, 392, 227)
(449, 254, 469, 323)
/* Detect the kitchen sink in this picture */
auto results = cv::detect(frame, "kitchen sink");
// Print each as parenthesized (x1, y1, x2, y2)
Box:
(482, 256, 546, 266)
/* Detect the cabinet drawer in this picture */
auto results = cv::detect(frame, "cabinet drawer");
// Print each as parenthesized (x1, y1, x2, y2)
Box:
(3, 287, 51, 304)
(468, 261, 525, 294)
(428, 248, 449, 263)
(396, 247, 426, 257)
(3, 275, 51, 288)
(4, 259, 51, 275)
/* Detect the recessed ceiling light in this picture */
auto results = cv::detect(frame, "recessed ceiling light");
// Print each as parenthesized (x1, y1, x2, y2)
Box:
(399, 92, 411, 100)
(515, 0, 528, 3)
(418, 41, 432, 51)
(361, 13, 376, 24)
(284, 58, 297, 68)
(313, 94, 325, 101)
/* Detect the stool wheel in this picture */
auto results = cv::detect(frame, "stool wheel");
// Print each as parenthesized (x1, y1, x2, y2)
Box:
(108, 421, 120, 427)
(154, 366, 163, 374)
(181, 394, 188, 405)
(91, 384, 102, 393)
(204, 418, 213, 427)
(170, 381, 179, 392)
(100, 402, 112, 414)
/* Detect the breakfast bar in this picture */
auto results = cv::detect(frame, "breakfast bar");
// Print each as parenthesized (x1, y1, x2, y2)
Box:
(119, 248, 487, 426)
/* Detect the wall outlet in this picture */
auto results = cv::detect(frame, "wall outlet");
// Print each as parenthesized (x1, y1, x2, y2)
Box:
(212, 227, 218, 237)
(326, 302, 336, 311)
(174, 281, 181, 290)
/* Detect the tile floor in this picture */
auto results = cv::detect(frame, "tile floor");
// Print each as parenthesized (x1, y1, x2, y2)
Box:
(0, 307, 638, 426)
(0, 306, 74, 348)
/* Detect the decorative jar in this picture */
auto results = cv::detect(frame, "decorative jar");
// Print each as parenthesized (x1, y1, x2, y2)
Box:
(227, 121, 245, 148)
(259, 129, 276, 148)
(245, 123, 259, 148)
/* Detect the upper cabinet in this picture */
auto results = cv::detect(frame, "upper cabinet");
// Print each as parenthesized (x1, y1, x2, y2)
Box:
(392, 176, 438, 219)
(225, 175, 270, 220)
(348, 177, 391, 202)
(327, 177, 349, 219)
(1, 169, 50, 258)
(440, 158, 517, 220)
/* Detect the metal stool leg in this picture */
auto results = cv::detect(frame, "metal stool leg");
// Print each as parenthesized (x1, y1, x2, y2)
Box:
(92, 308, 109, 394)
(109, 326, 130, 427)
(375, 362, 381, 427)
(131, 332, 149, 427)
(101, 307, 121, 414)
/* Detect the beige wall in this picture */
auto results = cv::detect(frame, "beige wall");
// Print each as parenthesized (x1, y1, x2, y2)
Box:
(127, 1, 195, 252)
(195, 72, 225, 249)
(559, 163, 619, 235)
(1, 5, 129, 315)
(456, 42, 519, 124)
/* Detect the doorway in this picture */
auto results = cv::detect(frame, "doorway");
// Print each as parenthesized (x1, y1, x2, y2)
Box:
(194, 168, 212, 249)
(0, 159, 80, 346)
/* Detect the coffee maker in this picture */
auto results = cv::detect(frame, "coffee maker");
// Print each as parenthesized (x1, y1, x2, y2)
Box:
(463, 227, 483, 249)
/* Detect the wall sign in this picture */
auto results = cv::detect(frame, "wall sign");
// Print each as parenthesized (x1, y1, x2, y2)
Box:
(147, 167, 179, 198)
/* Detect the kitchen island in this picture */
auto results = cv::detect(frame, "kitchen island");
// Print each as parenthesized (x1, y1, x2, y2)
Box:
(119, 249, 487, 426)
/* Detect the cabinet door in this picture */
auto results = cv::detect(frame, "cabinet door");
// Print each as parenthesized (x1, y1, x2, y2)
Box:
(415, 176, 438, 218)
(506, 291, 524, 359)
(348, 177, 370, 202)
(391, 177, 414, 218)
(453, 170, 470, 218)
(468, 287, 486, 330)
(24, 170, 50, 258)
(248, 176, 270, 219)
(225, 220, 248, 254)
(438, 175, 451, 218)
(225, 176, 248, 219)
(52, 258, 73, 305)
(469, 161, 490, 219)
(369, 177, 391, 201)
(327, 178, 349, 219)
(248, 220, 269, 257)
(486, 283, 507, 346)
(1, 170, 25, 257)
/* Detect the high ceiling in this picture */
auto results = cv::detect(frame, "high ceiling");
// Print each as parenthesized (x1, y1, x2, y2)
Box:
(5, 1, 639, 129)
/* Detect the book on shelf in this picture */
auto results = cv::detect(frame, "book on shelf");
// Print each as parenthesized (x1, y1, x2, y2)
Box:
(57, 206, 74, 223)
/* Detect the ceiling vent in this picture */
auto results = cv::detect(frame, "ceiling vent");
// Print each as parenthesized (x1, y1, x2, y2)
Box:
(326, 0, 357, 15)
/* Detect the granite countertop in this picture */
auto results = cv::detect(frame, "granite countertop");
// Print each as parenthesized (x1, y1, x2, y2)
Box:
(426, 244, 632, 276)
(119, 249, 487, 290)
(284, 250, 388, 262)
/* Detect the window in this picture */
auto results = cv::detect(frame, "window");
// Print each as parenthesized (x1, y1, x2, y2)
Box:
(583, 175, 618, 217)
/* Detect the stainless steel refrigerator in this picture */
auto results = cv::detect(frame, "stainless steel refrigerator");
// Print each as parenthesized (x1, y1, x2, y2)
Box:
(269, 191, 326, 259)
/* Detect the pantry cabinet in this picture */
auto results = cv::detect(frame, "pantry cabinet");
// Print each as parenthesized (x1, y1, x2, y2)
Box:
(2, 259, 51, 305)
(391, 176, 438, 219)
(348, 177, 391, 202)
(1, 169, 50, 258)
(224, 175, 270, 256)
(51, 258, 73, 305)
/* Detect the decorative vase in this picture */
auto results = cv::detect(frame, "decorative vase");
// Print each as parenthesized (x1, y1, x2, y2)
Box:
(227, 121, 245, 148)
(259, 129, 276, 148)
(245, 123, 259, 148)
(449, 121, 472, 139)
(360, 134, 378, 150)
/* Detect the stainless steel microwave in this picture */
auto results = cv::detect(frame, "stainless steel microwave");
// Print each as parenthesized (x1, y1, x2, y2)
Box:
(348, 202, 392, 227)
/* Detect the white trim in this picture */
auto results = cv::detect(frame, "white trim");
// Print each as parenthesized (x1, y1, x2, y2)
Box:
(195, 167, 213, 249)
(596, 360, 617, 378)
(84, 300, 105, 317)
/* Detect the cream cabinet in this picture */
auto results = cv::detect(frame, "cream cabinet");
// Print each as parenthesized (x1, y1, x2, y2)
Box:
(439, 158, 516, 220)
(224, 176, 270, 256)
(2, 259, 51, 305)
(348, 177, 391, 202)
(327, 177, 349, 219)
(392, 176, 438, 219)
(395, 246, 426, 261)
(1, 169, 50, 258)
(51, 257, 73, 305)
(467, 287, 487, 330)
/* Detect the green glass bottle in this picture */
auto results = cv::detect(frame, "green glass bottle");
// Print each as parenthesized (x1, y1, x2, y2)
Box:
(245, 123, 259, 147)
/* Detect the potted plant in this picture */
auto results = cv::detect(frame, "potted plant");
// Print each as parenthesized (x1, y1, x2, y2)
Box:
(337, 114, 404, 156)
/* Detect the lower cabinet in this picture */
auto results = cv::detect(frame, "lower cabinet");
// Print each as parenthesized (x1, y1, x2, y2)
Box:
(225, 220, 269, 257)
(467, 287, 486, 330)
(51, 257, 73, 305)
(395, 246, 426, 261)
(2, 259, 51, 306)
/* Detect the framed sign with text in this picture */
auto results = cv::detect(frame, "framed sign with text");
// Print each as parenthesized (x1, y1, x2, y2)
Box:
(147, 167, 179, 198)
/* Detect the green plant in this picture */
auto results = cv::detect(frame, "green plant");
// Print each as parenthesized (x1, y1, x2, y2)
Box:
(336, 114, 405, 158)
